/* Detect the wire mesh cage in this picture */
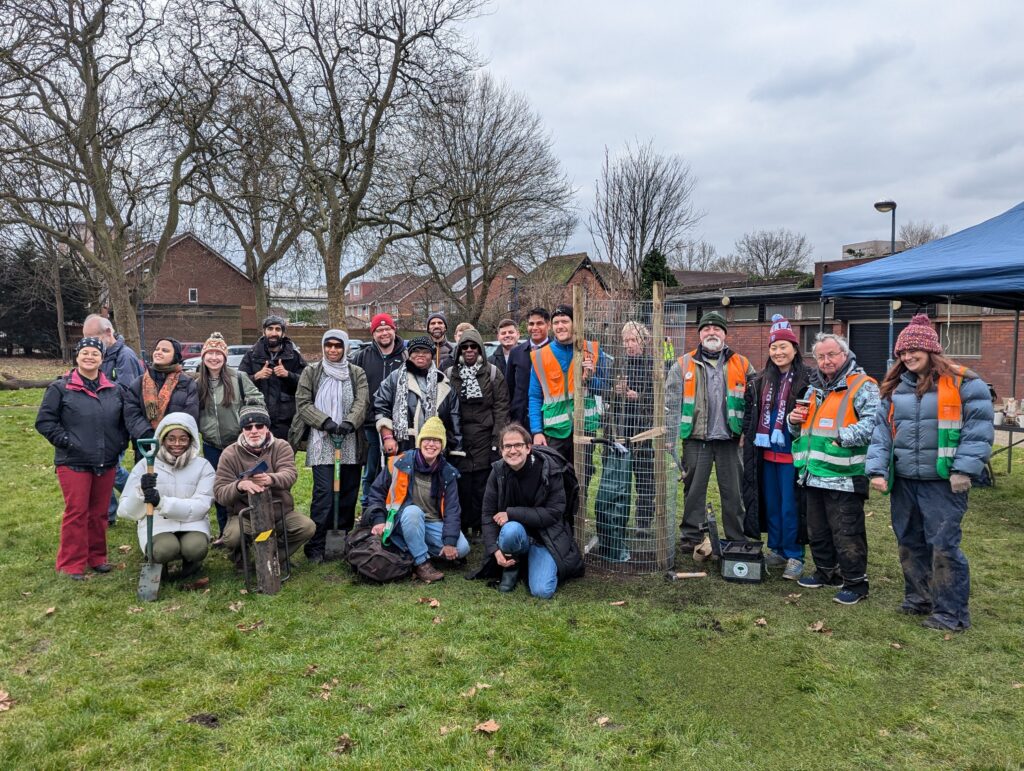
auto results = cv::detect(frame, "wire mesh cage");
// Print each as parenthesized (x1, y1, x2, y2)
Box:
(565, 285, 688, 575)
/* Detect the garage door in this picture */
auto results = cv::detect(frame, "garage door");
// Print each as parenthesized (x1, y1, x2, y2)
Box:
(846, 322, 908, 381)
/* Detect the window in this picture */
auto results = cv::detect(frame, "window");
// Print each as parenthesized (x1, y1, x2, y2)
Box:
(731, 305, 758, 322)
(801, 324, 823, 352)
(796, 301, 834, 320)
(765, 304, 794, 320)
(940, 322, 981, 357)
(188, 288, 198, 303)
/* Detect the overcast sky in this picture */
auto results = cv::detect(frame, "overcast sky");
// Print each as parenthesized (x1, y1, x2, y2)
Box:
(466, 1, 1024, 263)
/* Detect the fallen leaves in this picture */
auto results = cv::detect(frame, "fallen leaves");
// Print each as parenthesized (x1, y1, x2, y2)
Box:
(184, 713, 220, 729)
(432, 616, 443, 625)
(473, 719, 500, 734)
(878, 728, 890, 737)
(943, 633, 953, 641)
(163, 604, 182, 613)
(609, 600, 627, 607)
(1012, 682, 1023, 689)
(595, 716, 612, 727)
(127, 607, 143, 615)
(236, 620, 265, 633)
(182, 577, 210, 591)
(439, 724, 457, 736)
(239, 588, 249, 595)
(890, 642, 903, 650)
(318, 678, 340, 701)
(332, 734, 356, 755)
(807, 620, 833, 636)
(117, 544, 132, 554)
(417, 597, 440, 608)
(228, 601, 244, 612)
(20, 591, 31, 597)
(304, 664, 319, 677)
(115, 562, 127, 571)
(0, 690, 14, 713)
(44, 606, 56, 616)
(784, 593, 802, 604)
(461, 683, 492, 699)
(754, 617, 768, 627)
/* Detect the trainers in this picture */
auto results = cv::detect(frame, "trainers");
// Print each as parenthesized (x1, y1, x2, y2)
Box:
(797, 572, 842, 589)
(833, 588, 867, 605)
(413, 561, 444, 583)
(766, 550, 787, 567)
(91, 563, 113, 574)
(782, 559, 803, 581)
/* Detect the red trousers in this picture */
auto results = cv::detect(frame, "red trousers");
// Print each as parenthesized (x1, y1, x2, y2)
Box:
(55, 466, 116, 575)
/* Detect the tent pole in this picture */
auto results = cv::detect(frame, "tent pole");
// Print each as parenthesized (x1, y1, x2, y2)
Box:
(1013, 310, 1020, 401)
(819, 297, 826, 333)
(887, 300, 895, 369)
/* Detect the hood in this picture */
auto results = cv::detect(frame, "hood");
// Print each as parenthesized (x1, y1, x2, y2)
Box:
(154, 411, 202, 461)
(456, 329, 486, 363)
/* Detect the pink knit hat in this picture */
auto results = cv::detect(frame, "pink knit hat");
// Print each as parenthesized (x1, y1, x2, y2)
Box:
(894, 314, 943, 355)
(768, 314, 799, 346)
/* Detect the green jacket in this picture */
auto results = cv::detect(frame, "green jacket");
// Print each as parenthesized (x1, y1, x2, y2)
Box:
(197, 367, 264, 449)
(289, 361, 370, 463)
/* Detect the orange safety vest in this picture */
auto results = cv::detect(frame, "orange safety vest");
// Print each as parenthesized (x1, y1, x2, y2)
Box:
(676, 351, 750, 438)
(384, 455, 446, 519)
(792, 373, 875, 477)
(531, 340, 601, 437)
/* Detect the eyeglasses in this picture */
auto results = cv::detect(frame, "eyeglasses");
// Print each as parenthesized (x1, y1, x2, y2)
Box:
(323, 342, 344, 349)
(241, 424, 267, 432)
(501, 442, 528, 451)
(814, 351, 844, 362)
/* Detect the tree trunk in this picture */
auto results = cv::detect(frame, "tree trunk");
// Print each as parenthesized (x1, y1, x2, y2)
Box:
(253, 277, 270, 326)
(325, 273, 347, 330)
(107, 277, 141, 354)
(52, 259, 69, 362)
(0, 373, 54, 390)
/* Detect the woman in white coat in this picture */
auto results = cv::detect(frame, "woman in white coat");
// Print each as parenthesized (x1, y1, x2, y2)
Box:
(118, 412, 215, 579)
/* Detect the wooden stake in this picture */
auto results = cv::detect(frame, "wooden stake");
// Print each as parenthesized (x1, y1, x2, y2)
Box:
(572, 284, 587, 552)
(248, 490, 282, 595)
(651, 281, 670, 568)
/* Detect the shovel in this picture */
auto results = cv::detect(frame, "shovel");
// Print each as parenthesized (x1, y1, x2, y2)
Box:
(136, 438, 162, 602)
(324, 434, 347, 561)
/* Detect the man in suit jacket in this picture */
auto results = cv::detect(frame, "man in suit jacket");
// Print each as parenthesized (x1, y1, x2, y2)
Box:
(506, 308, 551, 427)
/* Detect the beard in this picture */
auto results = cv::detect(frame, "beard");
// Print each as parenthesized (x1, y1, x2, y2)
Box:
(701, 336, 724, 353)
(266, 335, 282, 348)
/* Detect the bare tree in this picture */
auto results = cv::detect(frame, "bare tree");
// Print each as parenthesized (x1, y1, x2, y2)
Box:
(588, 140, 702, 293)
(899, 219, 950, 249)
(393, 73, 576, 324)
(727, 228, 813, 279)
(675, 239, 721, 272)
(0, 0, 228, 351)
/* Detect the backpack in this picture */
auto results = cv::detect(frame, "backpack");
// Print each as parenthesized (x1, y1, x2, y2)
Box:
(345, 527, 414, 583)
(531, 444, 580, 533)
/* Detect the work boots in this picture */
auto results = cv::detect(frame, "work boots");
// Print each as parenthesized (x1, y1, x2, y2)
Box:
(413, 561, 444, 583)
(498, 566, 520, 593)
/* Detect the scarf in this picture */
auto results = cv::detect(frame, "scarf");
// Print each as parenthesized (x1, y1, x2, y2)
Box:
(309, 359, 354, 464)
(754, 370, 794, 449)
(457, 360, 484, 400)
(414, 450, 443, 501)
(393, 360, 439, 441)
(157, 444, 193, 470)
(142, 364, 182, 427)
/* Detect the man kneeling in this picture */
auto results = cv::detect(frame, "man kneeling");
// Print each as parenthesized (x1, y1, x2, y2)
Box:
(214, 404, 314, 564)
(362, 416, 470, 582)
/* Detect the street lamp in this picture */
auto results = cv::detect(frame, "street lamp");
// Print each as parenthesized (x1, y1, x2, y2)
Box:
(507, 274, 520, 323)
(874, 199, 897, 367)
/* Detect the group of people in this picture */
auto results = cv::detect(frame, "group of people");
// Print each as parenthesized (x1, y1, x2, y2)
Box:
(35, 305, 994, 627)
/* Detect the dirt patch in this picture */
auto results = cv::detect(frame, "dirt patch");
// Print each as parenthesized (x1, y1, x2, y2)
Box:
(184, 713, 221, 729)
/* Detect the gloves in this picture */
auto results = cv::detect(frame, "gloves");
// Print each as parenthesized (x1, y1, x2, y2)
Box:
(322, 419, 340, 434)
(143, 487, 161, 507)
(950, 473, 972, 494)
(140, 472, 158, 491)
(339, 420, 355, 437)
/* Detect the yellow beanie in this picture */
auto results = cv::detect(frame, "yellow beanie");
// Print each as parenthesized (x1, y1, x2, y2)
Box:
(417, 416, 447, 450)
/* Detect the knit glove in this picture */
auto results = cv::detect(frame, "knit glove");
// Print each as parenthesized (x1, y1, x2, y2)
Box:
(950, 473, 972, 494)
(339, 420, 355, 436)
(140, 472, 158, 491)
(322, 418, 340, 434)
(143, 487, 161, 507)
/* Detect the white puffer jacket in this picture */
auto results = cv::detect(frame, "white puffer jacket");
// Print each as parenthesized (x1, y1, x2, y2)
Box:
(118, 411, 214, 551)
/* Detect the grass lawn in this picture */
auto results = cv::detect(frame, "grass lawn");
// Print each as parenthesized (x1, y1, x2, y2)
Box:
(1, 382, 1022, 769)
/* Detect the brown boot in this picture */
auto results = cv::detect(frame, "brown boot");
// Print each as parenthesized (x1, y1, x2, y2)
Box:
(413, 561, 444, 583)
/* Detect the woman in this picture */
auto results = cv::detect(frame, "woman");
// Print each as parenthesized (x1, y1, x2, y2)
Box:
(613, 321, 655, 536)
(124, 337, 199, 440)
(291, 329, 370, 562)
(362, 416, 470, 583)
(35, 337, 129, 579)
(741, 314, 810, 580)
(118, 412, 215, 579)
(866, 314, 993, 632)
(194, 332, 263, 543)
(479, 423, 584, 598)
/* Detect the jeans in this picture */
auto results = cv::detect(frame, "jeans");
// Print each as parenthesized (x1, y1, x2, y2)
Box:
(498, 521, 559, 599)
(388, 505, 470, 566)
(762, 460, 803, 560)
(360, 427, 383, 508)
(107, 451, 130, 519)
(202, 443, 229, 535)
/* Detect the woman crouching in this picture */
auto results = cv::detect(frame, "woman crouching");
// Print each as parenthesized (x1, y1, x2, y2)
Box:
(118, 412, 215, 580)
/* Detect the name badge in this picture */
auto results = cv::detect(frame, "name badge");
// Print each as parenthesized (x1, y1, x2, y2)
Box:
(684, 372, 694, 381)
(818, 418, 834, 428)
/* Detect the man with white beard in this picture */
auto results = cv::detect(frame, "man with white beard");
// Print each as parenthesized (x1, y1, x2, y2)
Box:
(667, 312, 756, 546)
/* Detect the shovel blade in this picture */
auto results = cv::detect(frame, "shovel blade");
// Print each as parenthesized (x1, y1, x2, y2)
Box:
(137, 563, 162, 602)
(324, 530, 347, 561)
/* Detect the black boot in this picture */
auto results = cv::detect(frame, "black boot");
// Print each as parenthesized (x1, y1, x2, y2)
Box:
(498, 566, 520, 593)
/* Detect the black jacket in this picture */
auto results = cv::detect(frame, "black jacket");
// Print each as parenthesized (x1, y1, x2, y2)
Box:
(123, 368, 200, 440)
(613, 353, 655, 437)
(489, 347, 512, 378)
(741, 367, 810, 541)
(373, 363, 463, 454)
(239, 336, 307, 438)
(506, 339, 548, 427)
(351, 337, 406, 429)
(446, 330, 509, 472)
(478, 447, 584, 579)
(36, 370, 128, 469)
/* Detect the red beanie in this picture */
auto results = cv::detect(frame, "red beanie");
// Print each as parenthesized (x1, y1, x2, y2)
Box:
(370, 313, 396, 333)
(894, 314, 942, 355)
(768, 314, 799, 346)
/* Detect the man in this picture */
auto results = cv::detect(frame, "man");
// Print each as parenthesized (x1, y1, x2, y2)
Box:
(790, 332, 879, 605)
(214, 404, 315, 565)
(666, 311, 756, 546)
(507, 308, 551, 426)
(351, 313, 407, 508)
(426, 311, 455, 371)
(362, 416, 471, 582)
(490, 318, 519, 377)
(239, 315, 307, 440)
(528, 305, 607, 475)
(82, 313, 144, 523)
(446, 328, 509, 539)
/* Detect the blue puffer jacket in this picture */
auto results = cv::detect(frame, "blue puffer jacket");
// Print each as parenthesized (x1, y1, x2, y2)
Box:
(866, 370, 994, 480)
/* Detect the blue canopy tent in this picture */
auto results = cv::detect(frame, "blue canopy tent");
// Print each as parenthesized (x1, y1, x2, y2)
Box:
(822, 200, 1024, 398)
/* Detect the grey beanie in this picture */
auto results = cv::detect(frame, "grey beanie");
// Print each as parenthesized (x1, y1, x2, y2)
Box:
(262, 314, 288, 331)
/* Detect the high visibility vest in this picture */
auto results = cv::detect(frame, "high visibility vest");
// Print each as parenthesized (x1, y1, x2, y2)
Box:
(676, 351, 750, 439)
(381, 454, 445, 544)
(886, 367, 965, 480)
(792, 373, 875, 477)
(531, 341, 601, 438)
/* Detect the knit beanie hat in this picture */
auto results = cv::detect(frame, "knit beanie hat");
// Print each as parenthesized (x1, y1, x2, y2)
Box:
(238, 404, 271, 428)
(417, 415, 447, 450)
(894, 313, 943, 355)
(698, 311, 728, 333)
(74, 337, 105, 357)
(157, 337, 183, 364)
(262, 314, 287, 331)
(370, 313, 396, 333)
(427, 311, 448, 330)
(406, 336, 436, 354)
(201, 331, 229, 359)
(768, 314, 799, 346)
(552, 304, 573, 322)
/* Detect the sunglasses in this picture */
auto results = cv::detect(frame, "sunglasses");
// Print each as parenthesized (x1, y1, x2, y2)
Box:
(323, 342, 344, 349)
(241, 424, 268, 432)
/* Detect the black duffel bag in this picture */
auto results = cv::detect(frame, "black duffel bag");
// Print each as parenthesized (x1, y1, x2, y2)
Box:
(346, 527, 413, 583)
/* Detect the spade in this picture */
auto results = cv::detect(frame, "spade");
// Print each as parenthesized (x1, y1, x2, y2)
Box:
(136, 438, 163, 602)
(324, 434, 348, 561)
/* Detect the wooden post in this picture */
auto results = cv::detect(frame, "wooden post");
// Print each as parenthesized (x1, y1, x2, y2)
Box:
(571, 284, 587, 551)
(248, 490, 282, 595)
(651, 282, 670, 568)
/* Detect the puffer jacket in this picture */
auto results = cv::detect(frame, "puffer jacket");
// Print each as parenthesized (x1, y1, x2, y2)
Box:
(445, 329, 509, 472)
(289, 361, 370, 462)
(480, 447, 584, 579)
(35, 369, 128, 469)
(866, 369, 994, 480)
(118, 412, 215, 550)
(374, 363, 464, 454)
(196, 367, 265, 449)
